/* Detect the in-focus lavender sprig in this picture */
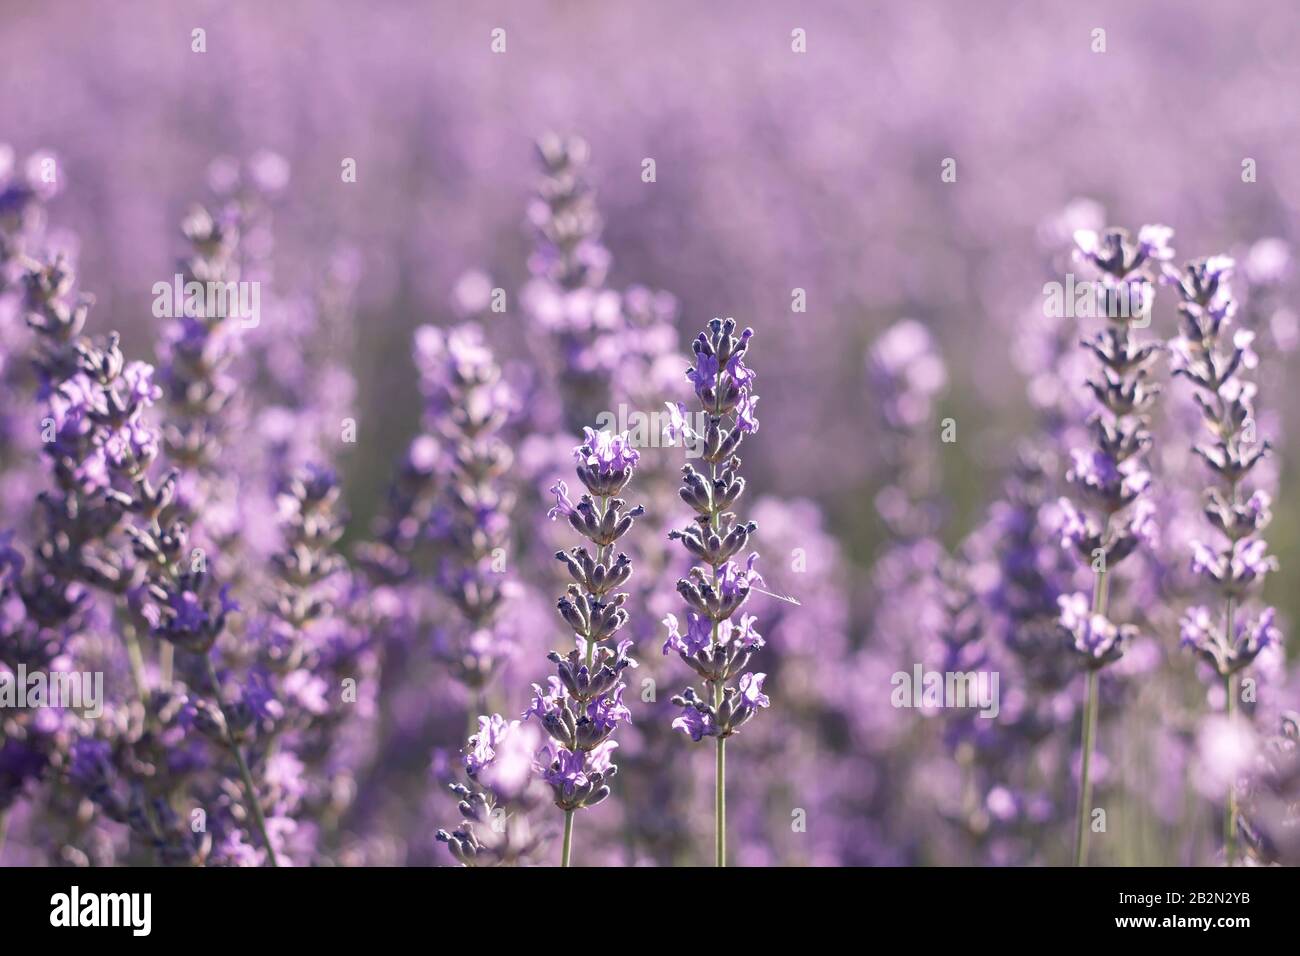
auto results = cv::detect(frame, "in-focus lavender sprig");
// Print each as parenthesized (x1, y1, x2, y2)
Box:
(1060, 224, 1172, 865)
(663, 317, 765, 867)
(535, 425, 644, 865)
(1167, 253, 1278, 863)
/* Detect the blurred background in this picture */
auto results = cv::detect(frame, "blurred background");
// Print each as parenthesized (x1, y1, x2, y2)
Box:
(4, 0, 1298, 575)
(2, 0, 1297, 865)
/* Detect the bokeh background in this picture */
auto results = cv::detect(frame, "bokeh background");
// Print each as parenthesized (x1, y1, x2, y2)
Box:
(2, 0, 1298, 865)
(5, 0, 1299, 569)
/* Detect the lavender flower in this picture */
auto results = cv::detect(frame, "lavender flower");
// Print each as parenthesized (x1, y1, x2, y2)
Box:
(1060, 224, 1171, 866)
(1240, 712, 1300, 865)
(532, 425, 644, 865)
(413, 324, 517, 705)
(5, 252, 282, 866)
(436, 714, 547, 866)
(521, 134, 618, 430)
(1167, 253, 1279, 863)
(663, 318, 767, 867)
(254, 464, 370, 849)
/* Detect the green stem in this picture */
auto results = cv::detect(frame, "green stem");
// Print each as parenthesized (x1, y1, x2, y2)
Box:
(1074, 669, 1099, 866)
(123, 625, 149, 704)
(706, 451, 727, 868)
(1224, 658, 1237, 865)
(1074, 564, 1108, 867)
(561, 809, 574, 867)
(159, 642, 174, 687)
(204, 656, 280, 867)
(715, 685, 726, 868)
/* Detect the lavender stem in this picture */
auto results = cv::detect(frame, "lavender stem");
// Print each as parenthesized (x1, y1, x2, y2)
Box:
(715, 701, 726, 867)
(561, 809, 575, 867)
(204, 656, 280, 867)
(123, 626, 149, 704)
(1223, 599, 1237, 866)
(1074, 670, 1099, 866)
(708, 457, 726, 867)
(1074, 563, 1108, 867)
(159, 642, 173, 687)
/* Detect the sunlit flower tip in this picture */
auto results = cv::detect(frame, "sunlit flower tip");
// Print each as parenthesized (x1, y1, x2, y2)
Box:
(465, 714, 518, 776)
(575, 426, 640, 476)
(524, 677, 566, 721)
(586, 684, 632, 731)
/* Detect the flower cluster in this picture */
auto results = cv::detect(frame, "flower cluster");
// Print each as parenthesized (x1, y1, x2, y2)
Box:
(1167, 256, 1278, 677)
(412, 323, 518, 699)
(1056, 224, 1172, 665)
(156, 203, 245, 495)
(435, 715, 547, 866)
(253, 463, 372, 836)
(520, 134, 620, 430)
(664, 319, 767, 743)
(4, 252, 283, 867)
(536, 428, 643, 823)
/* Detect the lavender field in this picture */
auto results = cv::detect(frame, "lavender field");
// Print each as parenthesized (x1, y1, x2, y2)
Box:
(1, 1, 1298, 869)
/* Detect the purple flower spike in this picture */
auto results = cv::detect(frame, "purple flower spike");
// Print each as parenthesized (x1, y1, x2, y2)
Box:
(516, 418, 644, 864)
(1171, 247, 1282, 758)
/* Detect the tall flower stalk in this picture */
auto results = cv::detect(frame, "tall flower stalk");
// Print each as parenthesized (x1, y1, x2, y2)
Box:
(663, 318, 765, 867)
(1168, 255, 1277, 865)
(18, 254, 277, 865)
(413, 323, 518, 720)
(1058, 225, 1172, 865)
(536, 426, 644, 865)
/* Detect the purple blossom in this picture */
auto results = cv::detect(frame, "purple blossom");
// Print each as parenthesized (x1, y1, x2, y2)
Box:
(574, 426, 640, 476)
(1057, 592, 1132, 667)
(1180, 606, 1278, 676)
(546, 479, 576, 520)
(539, 744, 603, 798)
(671, 705, 715, 742)
(465, 714, 518, 777)
(717, 553, 765, 600)
(662, 611, 712, 656)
